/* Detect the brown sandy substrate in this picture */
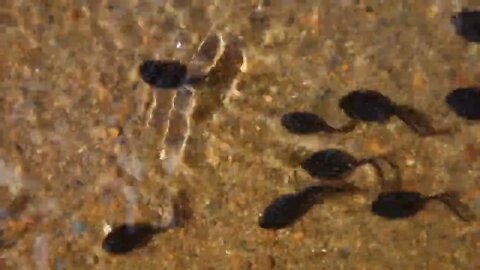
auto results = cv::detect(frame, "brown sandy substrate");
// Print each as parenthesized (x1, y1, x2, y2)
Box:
(1, 0, 480, 269)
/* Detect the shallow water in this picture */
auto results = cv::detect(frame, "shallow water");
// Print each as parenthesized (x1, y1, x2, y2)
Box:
(1, 0, 480, 269)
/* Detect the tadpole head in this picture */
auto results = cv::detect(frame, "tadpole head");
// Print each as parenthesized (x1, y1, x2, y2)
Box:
(339, 90, 396, 122)
(102, 223, 159, 255)
(446, 87, 480, 120)
(139, 60, 188, 89)
(301, 149, 359, 180)
(258, 186, 324, 230)
(281, 112, 334, 134)
(371, 191, 425, 219)
(451, 10, 480, 43)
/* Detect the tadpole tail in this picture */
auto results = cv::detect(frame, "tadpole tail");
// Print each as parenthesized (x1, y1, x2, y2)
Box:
(330, 120, 359, 133)
(427, 191, 476, 222)
(358, 156, 402, 191)
(393, 104, 452, 137)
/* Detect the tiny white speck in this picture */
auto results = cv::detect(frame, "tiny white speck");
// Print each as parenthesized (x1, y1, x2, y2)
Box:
(103, 222, 112, 235)
(159, 149, 166, 160)
(176, 42, 182, 49)
(406, 158, 415, 166)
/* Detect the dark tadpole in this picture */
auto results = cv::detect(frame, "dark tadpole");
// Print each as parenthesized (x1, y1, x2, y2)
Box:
(339, 90, 396, 123)
(340, 90, 449, 136)
(451, 10, 480, 43)
(446, 87, 480, 120)
(259, 185, 357, 229)
(281, 112, 357, 135)
(301, 149, 359, 179)
(139, 60, 188, 89)
(300, 149, 391, 185)
(102, 223, 162, 255)
(371, 191, 476, 221)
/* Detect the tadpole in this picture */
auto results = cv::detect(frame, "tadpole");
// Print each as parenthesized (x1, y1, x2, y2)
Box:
(281, 112, 357, 135)
(259, 184, 358, 229)
(102, 223, 162, 255)
(371, 191, 476, 221)
(300, 149, 394, 187)
(339, 90, 449, 136)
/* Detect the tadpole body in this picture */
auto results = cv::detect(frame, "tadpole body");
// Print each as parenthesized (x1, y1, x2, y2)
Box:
(102, 223, 161, 255)
(339, 90, 396, 123)
(301, 149, 360, 179)
(139, 60, 188, 89)
(371, 191, 476, 221)
(281, 112, 356, 134)
(446, 87, 480, 120)
(259, 185, 357, 229)
(340, 90, 447, 136)
(451, 10, 480, 43)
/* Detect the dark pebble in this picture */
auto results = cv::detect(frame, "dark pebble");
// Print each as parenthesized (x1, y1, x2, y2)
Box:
(139, 60, 187, 89)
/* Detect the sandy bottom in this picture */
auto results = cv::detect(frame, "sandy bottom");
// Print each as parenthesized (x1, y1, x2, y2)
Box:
(0, 1, 479, 269)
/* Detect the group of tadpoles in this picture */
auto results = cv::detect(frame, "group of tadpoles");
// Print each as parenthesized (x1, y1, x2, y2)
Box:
(258, 88, 480, 230)
(99, 9, 480, 254)
(258, 8, 480, 230)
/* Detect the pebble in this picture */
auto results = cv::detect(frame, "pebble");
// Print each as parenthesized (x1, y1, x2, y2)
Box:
(107, 127, 121, 139)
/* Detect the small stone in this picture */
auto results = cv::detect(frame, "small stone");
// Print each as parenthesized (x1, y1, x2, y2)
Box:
(107, 127, 121, 138)
(263, 95, 272, 103)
